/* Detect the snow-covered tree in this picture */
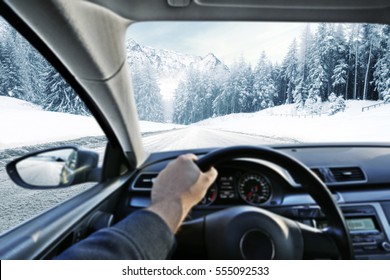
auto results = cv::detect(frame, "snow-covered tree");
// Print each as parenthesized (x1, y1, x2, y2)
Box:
(42, 65, 90, 115)
(293, 24, 314, 109)
(359, 24, 382, 100)
(0, 21, 23, 98)
(173, 80, 189, 124)
(252, 52, 276, 111)
(328, 92, 346, 115)
(235, 57, 254, 113)
(374, 25, 390, 103)
(305, 88, 323, 115)
(293, 79, 308, 111)
(173, 66, 225, 124)
(212, 57, 253, 116)
(281, 39, 299, 104)
(131, 61, 164, 122)
(332, 60, 349, 94)
(1, 18, 90, 115)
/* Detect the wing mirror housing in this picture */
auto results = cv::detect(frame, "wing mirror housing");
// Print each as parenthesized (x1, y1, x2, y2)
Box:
(6, 146, 100, 189)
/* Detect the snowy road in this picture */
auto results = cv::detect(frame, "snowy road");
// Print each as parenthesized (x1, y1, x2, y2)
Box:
(16, 160, 64, 186)
(142, 126, 298, 152)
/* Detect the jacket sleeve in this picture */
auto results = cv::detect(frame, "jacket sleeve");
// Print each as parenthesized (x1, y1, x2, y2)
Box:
(55, 210, 175, 260)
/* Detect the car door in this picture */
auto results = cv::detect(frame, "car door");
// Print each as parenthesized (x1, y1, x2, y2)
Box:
(0, 14, 135, 259)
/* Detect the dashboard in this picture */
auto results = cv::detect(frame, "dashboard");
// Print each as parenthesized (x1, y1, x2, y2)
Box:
(122, 144, 390, 259)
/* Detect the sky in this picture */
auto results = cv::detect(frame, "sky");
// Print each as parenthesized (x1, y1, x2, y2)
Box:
(126, 21, 310, 66)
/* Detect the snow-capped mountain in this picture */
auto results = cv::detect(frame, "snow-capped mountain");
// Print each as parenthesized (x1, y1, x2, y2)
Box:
(196, 53, 227, 71)
(126, 38, 228, 79)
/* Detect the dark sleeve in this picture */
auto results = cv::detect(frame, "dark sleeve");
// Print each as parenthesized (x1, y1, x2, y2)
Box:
(55, 210, 175, 260)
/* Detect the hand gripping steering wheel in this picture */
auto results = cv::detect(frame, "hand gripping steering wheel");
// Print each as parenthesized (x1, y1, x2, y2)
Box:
(176, 146, 353, 259)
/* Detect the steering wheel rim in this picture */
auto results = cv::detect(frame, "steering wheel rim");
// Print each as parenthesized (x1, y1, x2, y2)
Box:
(194, 145, 353, 259)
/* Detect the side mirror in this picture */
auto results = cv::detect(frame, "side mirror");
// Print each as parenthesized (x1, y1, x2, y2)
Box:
(6, 147, 100, 189)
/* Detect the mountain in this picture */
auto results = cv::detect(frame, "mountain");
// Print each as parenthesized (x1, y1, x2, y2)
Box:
(126, 38, 229, 80)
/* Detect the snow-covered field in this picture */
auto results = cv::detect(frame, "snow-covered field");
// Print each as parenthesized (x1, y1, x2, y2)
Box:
(197, 100, 390, 143)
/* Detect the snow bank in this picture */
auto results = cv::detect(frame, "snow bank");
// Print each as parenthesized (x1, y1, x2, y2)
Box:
(0, 97, 183, 149)
(196, 100, 390, 143)
(0, 97, 104, 149)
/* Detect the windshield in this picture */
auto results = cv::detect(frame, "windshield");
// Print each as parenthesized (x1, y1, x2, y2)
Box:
(126, 22, 390, 153)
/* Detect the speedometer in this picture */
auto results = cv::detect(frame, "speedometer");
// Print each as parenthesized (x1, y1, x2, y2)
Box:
(199, 183, 218, 206)
(238, 173, 271, 205)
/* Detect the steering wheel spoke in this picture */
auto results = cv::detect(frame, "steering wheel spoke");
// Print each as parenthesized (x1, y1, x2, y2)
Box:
(174, 217, 207, 259)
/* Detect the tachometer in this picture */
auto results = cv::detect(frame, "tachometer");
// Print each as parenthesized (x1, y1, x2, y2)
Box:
(238, 173, 271, 205)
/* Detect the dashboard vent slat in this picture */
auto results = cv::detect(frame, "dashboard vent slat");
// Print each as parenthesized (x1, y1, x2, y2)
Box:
(329, 167, 365, 182)
(290, 166, 366, 186)
(132, 173, 158, 190)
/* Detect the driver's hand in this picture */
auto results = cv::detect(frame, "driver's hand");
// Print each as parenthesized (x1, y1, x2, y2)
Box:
(147, 154, 218, 233)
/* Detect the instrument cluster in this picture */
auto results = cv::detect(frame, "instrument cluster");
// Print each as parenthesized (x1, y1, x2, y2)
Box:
(198, 165, 279, 207)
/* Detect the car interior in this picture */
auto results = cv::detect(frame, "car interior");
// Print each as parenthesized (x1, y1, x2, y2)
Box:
(0, 0, 390, 260)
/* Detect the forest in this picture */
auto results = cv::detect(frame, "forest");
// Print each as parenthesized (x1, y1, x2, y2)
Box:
(1, 18, 389, 124)
(173, 23, 390, 124)
(0, 18, 90, 115)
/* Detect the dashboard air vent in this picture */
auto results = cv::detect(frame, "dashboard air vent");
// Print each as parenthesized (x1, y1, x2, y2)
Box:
(132, 173, 158, 190)
(329, 167, 365, 182)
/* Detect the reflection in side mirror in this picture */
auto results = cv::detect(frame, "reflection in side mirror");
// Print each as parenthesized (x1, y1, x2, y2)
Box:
(17, 148, 76, 187)
(6, 147, 100, 189)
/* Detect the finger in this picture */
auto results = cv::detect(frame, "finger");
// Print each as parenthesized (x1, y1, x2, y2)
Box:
(201, 167, 218, 185)
(180, 153, 198, 161)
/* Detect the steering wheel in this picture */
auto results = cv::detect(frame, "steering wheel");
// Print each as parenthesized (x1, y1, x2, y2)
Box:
(175, 146, 353, 259)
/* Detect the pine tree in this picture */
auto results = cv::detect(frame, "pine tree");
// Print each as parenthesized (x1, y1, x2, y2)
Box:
(0, 22, 23, 98)
(293, 79, 308, 111)
(1, 18, 90, 115)
(213, 57, 253, 116)
(42, 65, 89, 115)
(281, 39, 299, 104)
(328, 92, 346, 115)
(360, 24, 381, 100)
(253, 52, 276, 111)
(173, 81, 188, 124)
(294, 24, 313, 108)
(235, 57, 254, 113)
(332, 60, 349, 94)
(373, 25, 390, 103)
(316, 24, 338, 100)
(131, 61, 164, 122)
